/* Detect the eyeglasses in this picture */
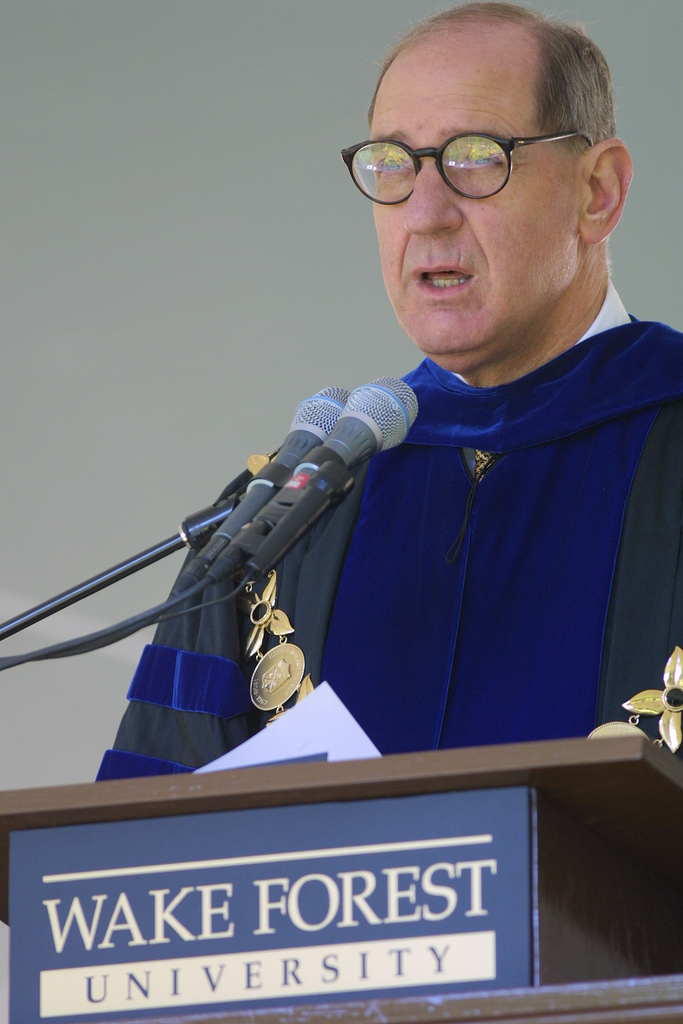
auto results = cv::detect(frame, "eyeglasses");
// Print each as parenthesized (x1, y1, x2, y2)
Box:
(341, 131, 593, 204)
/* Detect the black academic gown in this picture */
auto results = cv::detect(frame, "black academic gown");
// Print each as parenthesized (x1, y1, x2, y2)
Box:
(105, 322, 683, 775)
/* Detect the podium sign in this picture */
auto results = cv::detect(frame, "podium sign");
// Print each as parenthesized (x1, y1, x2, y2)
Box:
(9, 787, 531, 1022)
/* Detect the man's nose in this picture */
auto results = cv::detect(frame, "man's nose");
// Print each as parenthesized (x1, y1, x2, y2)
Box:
(403, 158, 465, 234)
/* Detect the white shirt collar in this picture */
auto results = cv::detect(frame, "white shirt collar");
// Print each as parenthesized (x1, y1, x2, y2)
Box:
(575, 279, 631, 344)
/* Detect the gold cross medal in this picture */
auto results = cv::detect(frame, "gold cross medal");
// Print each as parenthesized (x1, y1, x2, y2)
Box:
(245, 571, 313, 720)
(588, 646, 683, 752)
(620, 646, 683, 752)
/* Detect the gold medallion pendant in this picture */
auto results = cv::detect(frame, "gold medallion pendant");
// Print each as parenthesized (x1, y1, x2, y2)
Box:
(243, 570, 312, 720)
(251, 645, 305, 711)
(587, 721, 647, 740)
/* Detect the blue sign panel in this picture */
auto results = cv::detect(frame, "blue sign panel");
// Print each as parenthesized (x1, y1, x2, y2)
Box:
(9, 787, 531, 1022)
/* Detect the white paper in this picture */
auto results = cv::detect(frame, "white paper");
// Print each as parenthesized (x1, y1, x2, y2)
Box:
(195, 682, 380, 773)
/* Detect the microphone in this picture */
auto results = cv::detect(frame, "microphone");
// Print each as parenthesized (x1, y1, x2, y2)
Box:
(294, 376, 419, 475)
(171, 387, 350, 595)
(205, 376, 419, 584)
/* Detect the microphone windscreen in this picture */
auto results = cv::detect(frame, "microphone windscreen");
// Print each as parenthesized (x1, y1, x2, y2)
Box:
(341, 377, 418, 451)
(289, 386, 351, 435)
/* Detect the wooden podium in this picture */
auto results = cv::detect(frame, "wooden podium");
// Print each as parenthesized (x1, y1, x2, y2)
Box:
(2, 735, 683, 1023)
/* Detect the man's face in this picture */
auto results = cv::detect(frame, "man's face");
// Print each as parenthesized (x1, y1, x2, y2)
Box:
(371, 25, 589, 386)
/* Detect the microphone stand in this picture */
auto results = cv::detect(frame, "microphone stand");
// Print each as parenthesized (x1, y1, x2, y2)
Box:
(0, 468, 252, 643)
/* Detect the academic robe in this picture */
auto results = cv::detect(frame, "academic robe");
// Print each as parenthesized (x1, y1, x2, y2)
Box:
(99, 320, 683, 779)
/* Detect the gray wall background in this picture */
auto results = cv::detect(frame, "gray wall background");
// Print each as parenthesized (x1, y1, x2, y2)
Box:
(0, 0, 681, 794)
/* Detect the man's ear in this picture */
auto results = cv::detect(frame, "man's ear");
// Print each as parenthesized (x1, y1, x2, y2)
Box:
(578, 138, 633, 245)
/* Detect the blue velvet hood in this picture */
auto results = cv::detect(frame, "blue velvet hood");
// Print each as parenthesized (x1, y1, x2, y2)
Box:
(321, 321, 683, 755)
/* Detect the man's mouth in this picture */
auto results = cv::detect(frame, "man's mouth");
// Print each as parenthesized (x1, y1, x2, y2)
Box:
(421, 271, 471, 288)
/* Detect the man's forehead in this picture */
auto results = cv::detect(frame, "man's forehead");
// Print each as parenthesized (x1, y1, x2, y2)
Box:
(370, 22, 541, 138)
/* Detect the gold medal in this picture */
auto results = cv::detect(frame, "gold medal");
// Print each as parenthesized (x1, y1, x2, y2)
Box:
(245, 570, 311, 717)
(587, 721, 648, 740)
(251, 644, 305, 711)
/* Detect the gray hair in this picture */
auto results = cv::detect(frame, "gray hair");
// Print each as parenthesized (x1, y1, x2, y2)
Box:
(367, 2, 616, 145)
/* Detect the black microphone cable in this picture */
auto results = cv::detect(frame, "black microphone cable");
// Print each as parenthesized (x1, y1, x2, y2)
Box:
(0, 380, 419, 674)
(0, 576, 247, 672)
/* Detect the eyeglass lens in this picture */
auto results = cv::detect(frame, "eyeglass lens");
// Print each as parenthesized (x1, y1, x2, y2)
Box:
(352, 136, 509, 202)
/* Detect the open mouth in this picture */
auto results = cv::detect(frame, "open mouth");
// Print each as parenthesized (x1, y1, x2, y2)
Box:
(421, 272, 471, 288)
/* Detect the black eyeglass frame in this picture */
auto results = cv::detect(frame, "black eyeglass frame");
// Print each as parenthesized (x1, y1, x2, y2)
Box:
(341, 131, 594, 204)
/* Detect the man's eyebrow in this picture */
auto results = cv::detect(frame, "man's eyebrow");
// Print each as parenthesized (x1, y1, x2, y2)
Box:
(369, 130, 412, 144)
(369, 127, 512, 145)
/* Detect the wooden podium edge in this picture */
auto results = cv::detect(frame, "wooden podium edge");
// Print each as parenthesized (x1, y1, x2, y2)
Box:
(76, 973, 683, 1024)
(1, 736, 682, 925)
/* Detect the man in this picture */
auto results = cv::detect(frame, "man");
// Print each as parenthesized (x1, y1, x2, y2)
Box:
(99, 2, 683, 778)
